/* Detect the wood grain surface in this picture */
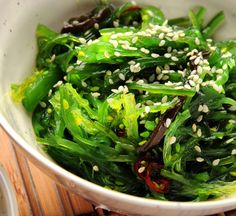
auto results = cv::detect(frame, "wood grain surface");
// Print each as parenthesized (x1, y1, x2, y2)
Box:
(0, 126, 235, 216)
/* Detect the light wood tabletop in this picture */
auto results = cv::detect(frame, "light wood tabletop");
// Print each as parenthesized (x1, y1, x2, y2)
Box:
(0, 126, 236, 216)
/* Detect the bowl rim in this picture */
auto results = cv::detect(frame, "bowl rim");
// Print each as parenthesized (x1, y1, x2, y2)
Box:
(1, 113, 236, 211)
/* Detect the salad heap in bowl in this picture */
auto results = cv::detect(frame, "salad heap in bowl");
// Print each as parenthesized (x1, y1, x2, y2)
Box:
(11, 0, 236, 201)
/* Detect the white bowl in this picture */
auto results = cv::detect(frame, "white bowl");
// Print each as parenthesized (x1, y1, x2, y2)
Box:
(0, 165, 18, 216)
(0, 0, 236, 215)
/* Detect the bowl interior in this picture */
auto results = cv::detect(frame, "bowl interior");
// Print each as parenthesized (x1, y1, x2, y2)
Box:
(0, 0, 236, 215)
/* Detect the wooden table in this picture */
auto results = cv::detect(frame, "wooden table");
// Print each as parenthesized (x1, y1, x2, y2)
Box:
(0, 126, 236, 216)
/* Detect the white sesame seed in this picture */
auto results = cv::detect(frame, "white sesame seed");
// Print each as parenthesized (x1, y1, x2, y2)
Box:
(164, 53, 172, 58)
(114, 51, 121, 57)
(119, 73, 125, 81)
(165, 118, 172, 128)
(151, 53, 160, 58)
(53, 80, 63, 88)
(184, 84, 191, 89)
(130, 63, 141, 73)
(76, 60, 82, 65)
(231, 149, 236, 155)
(197, 128, 202, 137)
(136, 103, 141, 108)
(162, 70, 170, 74)
(146, 100, 154, 106)
(226, 138, 234, 144)
(110, 40, 118, 48)
(94, 23, 99, 29)
(159, 32, 165, 40)
(212, 83, 222, 93)
(118, 86, 124, 92)
(48, 89, 52, 97)
(198, 105, 204, 112)
(196, 157, 204, 162)
(138, 166, 146, 174)
(39, 101, 47, 108)
(212, 159, 220, 166)
(78, 37, 86, 44)
(133, 21, 139, 26)
(210, 46, 216, 51)
(109, 78, 114, 84)
(195, 37, 200, 46)
(121, 44, 129, 50)
(222, 52, 233, 58)
(229, 106, 236, 111)
(162, 75, 169, 80)
(202, 104, 209, 113)
(159, 40, 166, 47)
(162, 20, 168, 26)
(216, 69, 223, 74)
(148, 74, 156, 83)
(197, 115, 203, 122)
(106, 70, 112, 76)
(169, 136, 177, 145)
(162, 95, 168, 103)
(223, 64, 228, 70)
(174, 86, 184, 90)
(104, 51, 110, 58)
(197, 66, 203, 74)
(50, 54, 56, 62)
(128, 60, 136, 65)
(145, 106, 150, 113)
(171, 56, 179, 62)
(140, 47, 150, 54)
(114, 69, 121, 74)
(113, 20, 119, 27)
(195, 84, 200, 92)
(81, 81, 88, 87)
(206, 38, 213, 43)
(156, 66, 162, 74)
(192, 123, 197, 132)
(66, 66, 74, 73)
(167, 32, 174, 37)
(91, 92, 101, 97)
(194, 145, 201, 153)
(189, 80, 196, 87)
(137, 79, 144, 85)
(189, 55, 197, 60)
(167, 46, 172, 53)
(164, 64, 170, 70)
(93, 165, 99, 172)
(72, 20, 79, 25)
(194, 57, 201, 65)
(132, 36, 138, 44)
(157, 74, 163, 80)
(128, 46, 138, 51)
(172, 34, 179, 41)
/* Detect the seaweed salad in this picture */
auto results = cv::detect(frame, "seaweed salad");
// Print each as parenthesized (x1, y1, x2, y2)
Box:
(12, 1, 236, 201)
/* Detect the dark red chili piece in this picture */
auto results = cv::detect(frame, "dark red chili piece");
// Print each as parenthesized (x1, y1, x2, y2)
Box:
(116, 128, 126, 137)
(145, 162, 171, 193)
(124, 5, 142, 13)
(134, 158, 148, 180)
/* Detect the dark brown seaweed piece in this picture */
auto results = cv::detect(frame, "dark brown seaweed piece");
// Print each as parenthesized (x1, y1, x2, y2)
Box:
(138, 96, 186, 153)
(61, 5, 114, 34)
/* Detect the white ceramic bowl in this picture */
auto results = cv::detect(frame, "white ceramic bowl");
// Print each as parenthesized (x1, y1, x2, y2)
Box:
(0, 0, 236, 215)
(0, 164, 18, 216)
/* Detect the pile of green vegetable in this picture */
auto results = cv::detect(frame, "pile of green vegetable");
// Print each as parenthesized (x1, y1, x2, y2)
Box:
(11, 1, 236, 201)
